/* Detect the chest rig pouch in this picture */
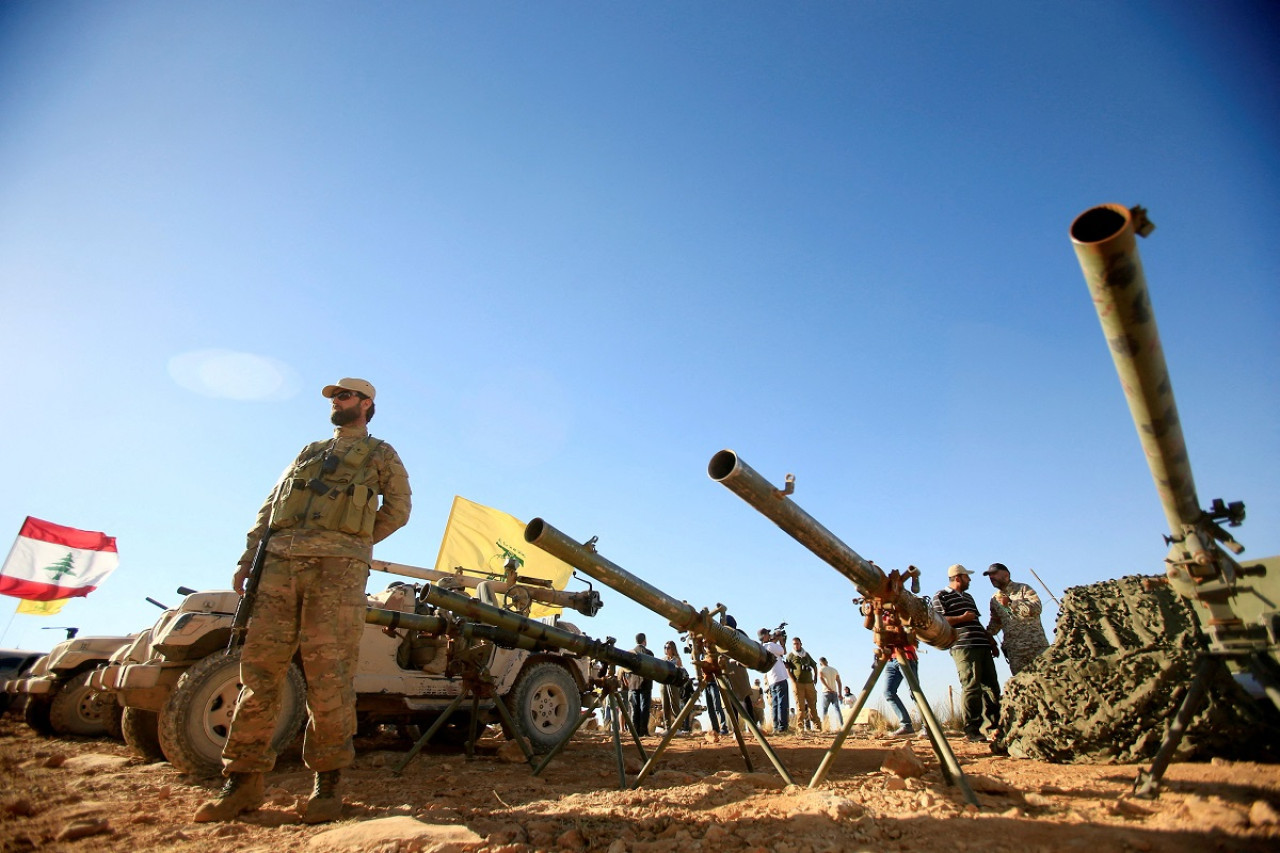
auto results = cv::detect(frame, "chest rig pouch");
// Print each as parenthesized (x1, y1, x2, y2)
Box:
(269, 438, 384, 536)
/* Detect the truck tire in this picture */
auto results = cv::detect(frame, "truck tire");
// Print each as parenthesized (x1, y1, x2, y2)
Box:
(122, 707, 165, 761)
(158, 650, 306, 776)
(507, 661, 580, 753)
(101, 694, 124, 740)
(24, 696, 55, 735)
(49, 671, 111, 736)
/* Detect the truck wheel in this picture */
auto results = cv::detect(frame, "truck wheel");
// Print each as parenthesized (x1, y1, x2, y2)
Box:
(24, 696, 55, 735)
(101, 694, 124, 740)
(158, 650, 306, 776)
(507, 661, 580, 753)
(49, 671, 110, 736)
(122, 707, 165, 761)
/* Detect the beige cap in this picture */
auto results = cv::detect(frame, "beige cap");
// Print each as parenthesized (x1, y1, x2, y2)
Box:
(947, 564, 973, 578)
(322, 378, 376, 400)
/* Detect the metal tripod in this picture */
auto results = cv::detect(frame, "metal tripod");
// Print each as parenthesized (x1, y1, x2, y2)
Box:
(1134, 648, 1280, 798)
(809, 646, 978, 806)
(632, 634, 794, 788)
(532, 666, 649, 789)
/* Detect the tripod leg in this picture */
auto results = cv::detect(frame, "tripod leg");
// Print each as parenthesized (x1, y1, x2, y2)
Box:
(532, 692, 603, 777)
(1134, 653, 1217, 799)
(607, 691, 628, 789)
(394, 692, 467, 774)
(1246, 653, 1280, 715)
(900, 652, 978, 807)
(634, 680, 705, 788)
(715, 675, 755, 773)
(810, 657, 887, 787)
(465, 693, 481, 760)
(489, 688, 536, 766)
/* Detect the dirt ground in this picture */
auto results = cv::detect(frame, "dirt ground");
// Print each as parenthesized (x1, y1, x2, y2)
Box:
(3, 713, 1279, 853)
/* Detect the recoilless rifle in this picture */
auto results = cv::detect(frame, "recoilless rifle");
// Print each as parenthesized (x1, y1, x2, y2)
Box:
(1069, 202, 1280, 797)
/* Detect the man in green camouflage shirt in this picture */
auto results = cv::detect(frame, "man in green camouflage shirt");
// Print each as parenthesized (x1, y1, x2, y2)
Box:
(195, 377, 411, 824)
(983, 563, 1049, 676)
(785, 636, 821, 732)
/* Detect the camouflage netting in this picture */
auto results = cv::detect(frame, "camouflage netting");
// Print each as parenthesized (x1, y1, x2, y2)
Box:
(1000, 574, 1280, 764)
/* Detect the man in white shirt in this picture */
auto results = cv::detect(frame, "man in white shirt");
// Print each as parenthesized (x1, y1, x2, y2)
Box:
(757, 627, 791, 733)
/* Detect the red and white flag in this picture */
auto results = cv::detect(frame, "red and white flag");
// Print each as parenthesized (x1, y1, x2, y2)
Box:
(0, 516, 119, 601)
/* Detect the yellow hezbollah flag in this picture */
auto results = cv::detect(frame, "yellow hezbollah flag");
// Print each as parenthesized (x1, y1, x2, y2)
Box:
(16, 597, 70, 616)
(434, 496, 574, 617)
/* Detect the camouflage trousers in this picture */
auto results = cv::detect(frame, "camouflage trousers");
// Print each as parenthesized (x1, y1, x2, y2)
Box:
(1003, 639, 1049, 676)
(222, 554, 369, 774)
(793, 682, 820, 731)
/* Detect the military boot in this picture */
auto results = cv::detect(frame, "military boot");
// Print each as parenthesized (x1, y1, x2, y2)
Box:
(192, 772, 264, 822)
(301, 770, 343, 824)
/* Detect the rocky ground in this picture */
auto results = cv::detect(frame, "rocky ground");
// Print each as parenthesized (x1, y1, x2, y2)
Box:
(3, 715, 1279, 853)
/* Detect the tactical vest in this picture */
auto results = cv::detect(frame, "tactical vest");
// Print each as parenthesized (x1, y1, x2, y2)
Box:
(268, 438, 383, 536)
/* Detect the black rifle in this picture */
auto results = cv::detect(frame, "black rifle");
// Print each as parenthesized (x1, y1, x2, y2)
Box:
(226, 530, 272, 654)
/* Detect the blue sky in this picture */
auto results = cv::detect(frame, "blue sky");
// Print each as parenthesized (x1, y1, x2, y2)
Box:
(2, 2, 1277, 715)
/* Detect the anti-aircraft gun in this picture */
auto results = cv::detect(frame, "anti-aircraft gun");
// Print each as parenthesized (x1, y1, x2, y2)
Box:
(1069, 203, 1280, 795)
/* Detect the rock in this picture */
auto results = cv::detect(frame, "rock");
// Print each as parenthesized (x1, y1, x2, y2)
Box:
(62, 754, 132, 773)
(43, 753, 67, 768)
(2, 798, 36, 817)
(307, 816, 483, 852)
(1109, 798, 1154, 818)
(1181, 795, 1248, 830)
(55, 818, 111, 841)
(880, 745, 926, 778)
(1249, 798, 1280, 826)
(884, 776, 907, 791)
(965, 774, 1015, 794)
(267, 786, 297, 807)
(496, 740, 527, 764)
(556, 826, 588, 851)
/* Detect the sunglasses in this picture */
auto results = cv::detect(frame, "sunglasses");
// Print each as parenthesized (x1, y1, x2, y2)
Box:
(332, 390, 364, 401)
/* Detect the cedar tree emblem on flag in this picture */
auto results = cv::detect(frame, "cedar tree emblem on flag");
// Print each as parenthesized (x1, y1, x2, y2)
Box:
(0, 516, 120, 601)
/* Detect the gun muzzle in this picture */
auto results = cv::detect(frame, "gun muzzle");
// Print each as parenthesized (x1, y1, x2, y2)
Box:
(707, 450, 955, 649)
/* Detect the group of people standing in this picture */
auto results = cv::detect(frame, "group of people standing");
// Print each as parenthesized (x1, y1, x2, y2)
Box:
(929, 562, 1050, 743)
(756, 629, 847, 733)
(620, 559, 1050, 746)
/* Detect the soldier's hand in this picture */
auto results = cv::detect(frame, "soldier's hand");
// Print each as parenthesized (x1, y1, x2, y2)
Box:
(233, 564, 252, 595)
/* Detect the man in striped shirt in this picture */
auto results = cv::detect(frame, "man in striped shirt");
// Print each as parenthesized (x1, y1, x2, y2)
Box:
(933, 564, 1001, 742)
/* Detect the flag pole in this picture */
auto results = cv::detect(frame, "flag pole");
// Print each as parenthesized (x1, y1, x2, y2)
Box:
(0, 603, 18, 647)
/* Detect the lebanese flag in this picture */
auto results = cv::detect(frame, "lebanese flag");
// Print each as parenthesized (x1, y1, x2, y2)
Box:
(0, 516, 119, 601)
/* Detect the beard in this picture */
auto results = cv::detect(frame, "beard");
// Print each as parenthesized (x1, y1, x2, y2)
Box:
(330, 407, 360, 426)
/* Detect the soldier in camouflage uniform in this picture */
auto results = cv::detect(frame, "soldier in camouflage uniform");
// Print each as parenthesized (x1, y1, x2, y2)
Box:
(983, 563, 1049, 676)
(195, 377, 411, 824)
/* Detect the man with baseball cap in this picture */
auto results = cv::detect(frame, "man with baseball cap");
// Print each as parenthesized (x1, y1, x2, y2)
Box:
(758, 627, 791, 733)
(983, 563, 1049, 675)
(932, 564, 1001, 743)
(196, 377, 411, 824)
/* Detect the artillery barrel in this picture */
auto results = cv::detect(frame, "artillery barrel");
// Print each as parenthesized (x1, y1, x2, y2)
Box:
(524, 518, 776, 672)
(1069, 204, 1199, 540)
(417, 582, 687, 686)
(365, 607, 550, 653)
(707, 450, 955, 649)
(371, 560, 602, 617)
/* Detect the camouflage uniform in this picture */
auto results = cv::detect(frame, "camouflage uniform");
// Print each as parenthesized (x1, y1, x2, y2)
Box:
(222, 422, 411, 774)
(986, 580, 1049, 676)
(784, 648, 820, 731)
